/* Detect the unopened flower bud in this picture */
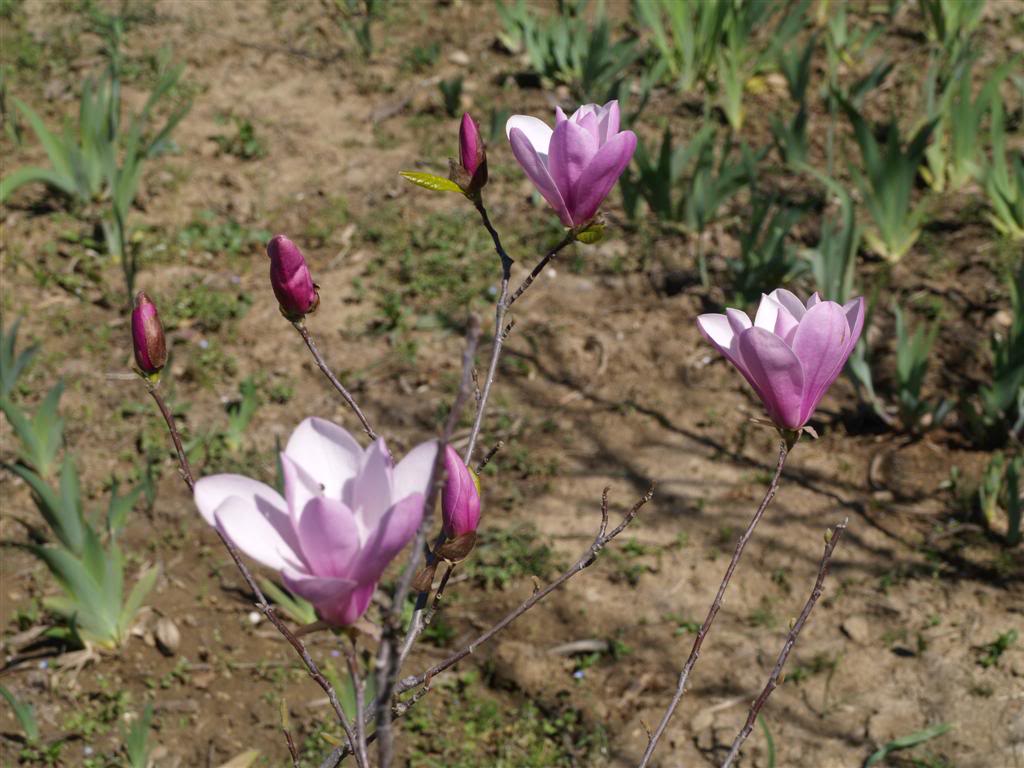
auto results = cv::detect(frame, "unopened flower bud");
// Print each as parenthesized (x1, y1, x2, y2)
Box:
(267, 234, 319, 320)
(454, 113, 487, 194)
(441, 444, 481, 539)
(131, 291, 167, 375)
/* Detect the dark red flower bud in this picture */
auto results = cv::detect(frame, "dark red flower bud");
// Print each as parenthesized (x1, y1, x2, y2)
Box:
(132, 291, 167, 375)
(267, 235, 319, 320)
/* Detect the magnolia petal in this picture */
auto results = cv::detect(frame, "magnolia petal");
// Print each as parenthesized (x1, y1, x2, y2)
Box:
(393, 440, 439, 501)
(282, 569, 356, 602)
(213, 495, 301, 571)
(296, 496, 361, 579)
(792, 301, 853, 424)
(353, 438, 394, 532)
(509, 127, 572, 226)
(280, 452, 322, 528)
(600, 100, 620, 142)
(195, 474, 286, 527)
(548, 118, 600, 217)
(571, 130, 637, 226)
(697, 314, 752, 381)
(285, 418, 362, 501)
(319, 582, 376, 627)
(725, 308, 752, 337)
(575, 110, 601, 144)
(555, 106, 568, 124)
(505, 115, 553, 157)
(806, 292, 822, 308)
(737, 328, 805, 429)
(350, 493, 424, 585)
(767, 288, 807, 321)
(697, 313, 735, 349)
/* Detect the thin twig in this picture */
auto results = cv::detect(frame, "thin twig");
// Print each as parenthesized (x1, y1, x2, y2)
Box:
(345, 637, 371, 768)
(423, 562, 455, 627)
(720, 517, 849, 768)
(397, 485, 654, 694)
(321, 486, 655, 768)
(373, 316, 481, 768)
(145, 381, 194, 490)
(474, 440, 504, 474)
(463, 200, 513, 466)
(144, 381, 366, 768)
(462, 201, 574, 466)
(282, 718, 300, 768)
(638, 440, 790, 768)
(507, 231, 575, 306)
(293, 321, 378, 442)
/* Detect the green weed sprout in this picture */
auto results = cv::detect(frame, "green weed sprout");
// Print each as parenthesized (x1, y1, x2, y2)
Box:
(1, 44, 190, 303)
(621, 125, 759, 286)
(123, 704, 155, 768)
(632, 0, 729, 93)
(0, 321, 156, 649)
(983, 96, 1024, 240)
(978, 453, 1022, 546)
(802, 173, 860, 306)
(497, 0, 638, 103)
(729, 199, 804, 306)
(770, 33, 816, 167)
(963, 266, 1024, 444)
(892, 303, 951, 433)
(841, 98, 937, 262)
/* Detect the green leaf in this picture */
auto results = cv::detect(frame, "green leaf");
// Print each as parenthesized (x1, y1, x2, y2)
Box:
(120, 566, 158, 635)
(0, 685, 39, 744)
(258, 577, 317, 625)
(575, 223, 605, 244)
(12, 98, 75, 189)
(57, 457, 85, 554)
(0, 317, 39, 399)
(33, 545, 120, 645)
(124, 703, 154, 768)
(863, 723, 951, 768)
(398, 171, 463, 194)
(0, 165, 78, 203)
(107, 477, 144, 537)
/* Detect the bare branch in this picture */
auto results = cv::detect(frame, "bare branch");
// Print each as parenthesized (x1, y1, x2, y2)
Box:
(373, 315, 481, 767)
(345, 637, 371, 768)
(638, 440, 790, 768)
(397, 485, 655, 694)
(719, 517, 849, 768)
(292, 320, 378, 442)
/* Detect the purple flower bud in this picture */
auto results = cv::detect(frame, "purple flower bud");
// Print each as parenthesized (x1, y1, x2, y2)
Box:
(460, 113, 483, 176)
(455, 113, 487, 194)
(131, 291, 167, 375)
(267, 235, 319, 320)
(441, 444, 481, 539)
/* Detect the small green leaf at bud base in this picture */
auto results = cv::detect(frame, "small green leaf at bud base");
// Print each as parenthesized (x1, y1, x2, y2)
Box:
(399, 171, 463, 194)
(575, 223, 605, 244)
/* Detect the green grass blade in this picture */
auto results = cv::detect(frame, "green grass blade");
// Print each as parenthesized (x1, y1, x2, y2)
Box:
(863, 723, 951, 767)
(0, 685, 39, 744)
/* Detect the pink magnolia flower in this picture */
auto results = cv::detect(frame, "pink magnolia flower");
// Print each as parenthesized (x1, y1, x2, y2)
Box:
(267, 235, 319, 320)
(131, 291, 167, 375)
(441, 444, 480, 539)
(194, 417, 437, 626)
(505, 100, 637, 229)
(697, 290, 865, 431)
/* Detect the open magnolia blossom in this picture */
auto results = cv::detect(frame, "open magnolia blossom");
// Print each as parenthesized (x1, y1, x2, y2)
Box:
(697, 290, 865, 431)
(506, 100, 637, 229)
(194, 417, 437, 626)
